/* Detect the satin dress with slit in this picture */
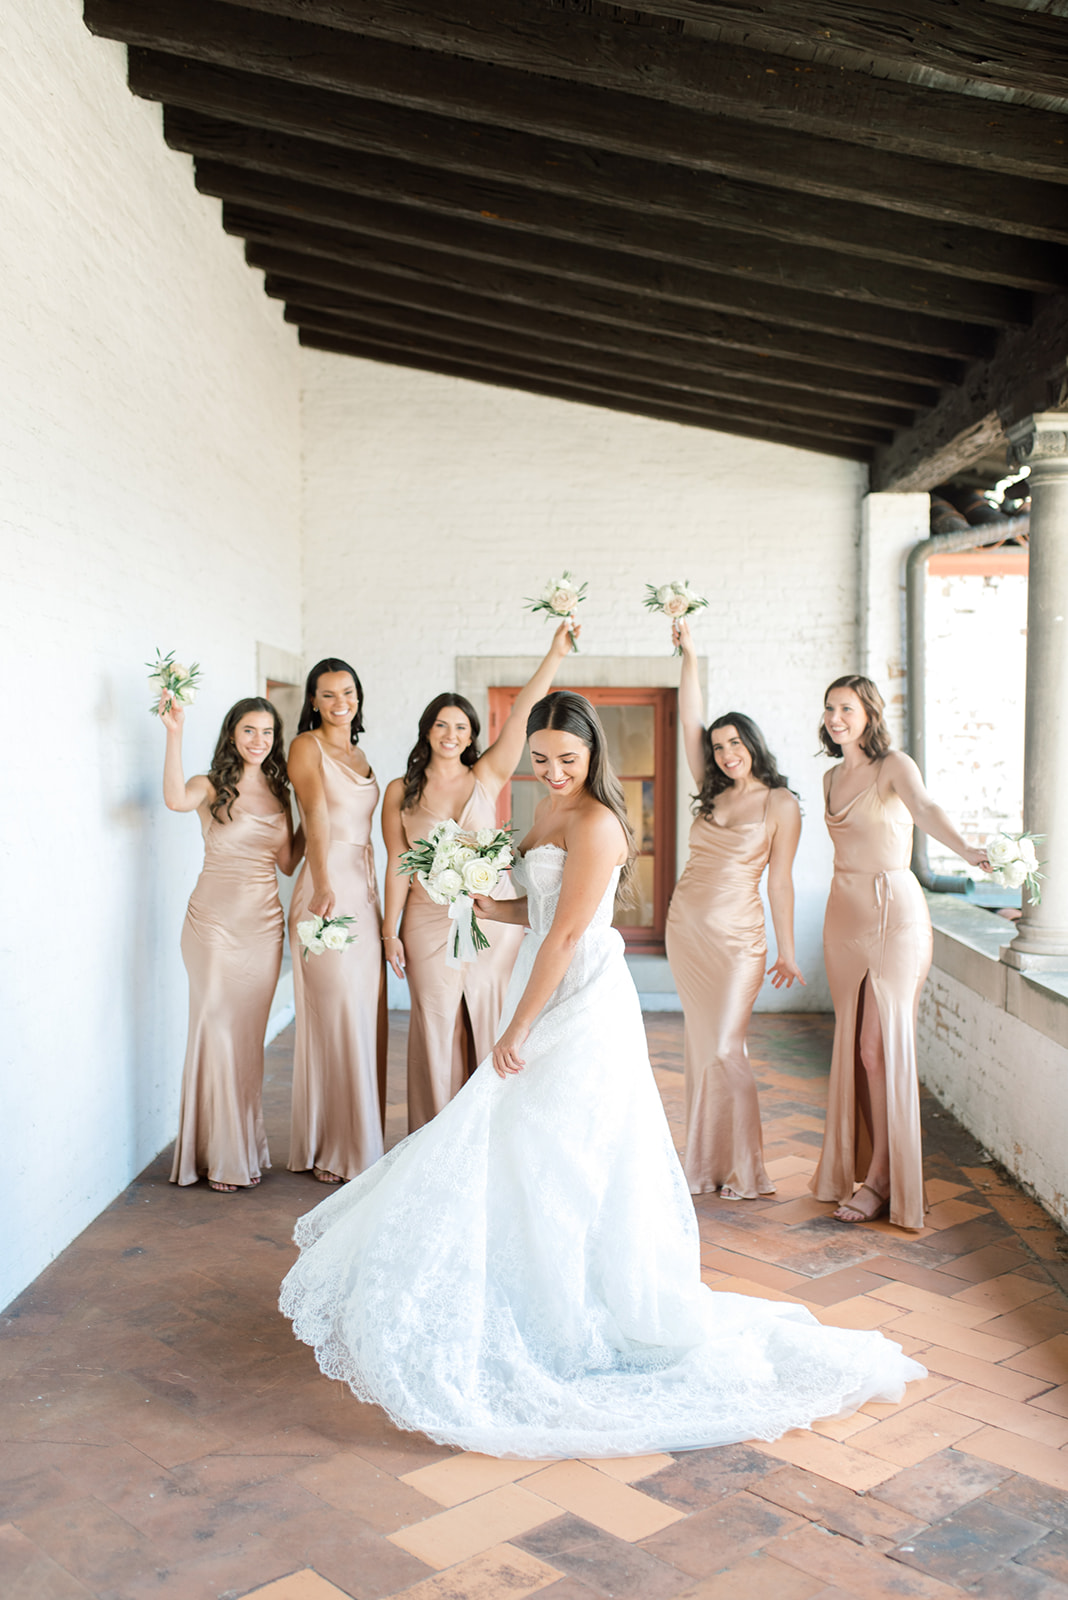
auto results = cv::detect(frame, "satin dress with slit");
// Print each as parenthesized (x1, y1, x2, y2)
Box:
(289, 749, 387, 1180)
(171, 801, 286, 1187)
(811, 779, 933, 1231)
(280, 844, 924, 1459)
(665, 795, 773, 1198)
(401, 779, 524, 1131)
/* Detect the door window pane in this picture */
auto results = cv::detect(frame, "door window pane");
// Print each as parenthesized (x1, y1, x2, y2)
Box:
(616, 855, 655, 928)
(597, 704, 655, 775)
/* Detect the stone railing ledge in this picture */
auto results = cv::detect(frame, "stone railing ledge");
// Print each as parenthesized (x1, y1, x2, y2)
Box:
(925, 890, 1068, 1049)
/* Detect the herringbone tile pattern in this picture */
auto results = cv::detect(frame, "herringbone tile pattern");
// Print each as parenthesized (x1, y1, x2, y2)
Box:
(2, 1013, 1067, 1599)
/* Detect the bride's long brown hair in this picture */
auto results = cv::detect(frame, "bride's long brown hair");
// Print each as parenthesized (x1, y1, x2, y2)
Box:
(207, 698, 290, 821)
(525, 691, 636, 896)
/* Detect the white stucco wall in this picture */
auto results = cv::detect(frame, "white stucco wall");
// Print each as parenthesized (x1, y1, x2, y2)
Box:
(300, 351, 867, 1010)
(0, 6, 301, 1308)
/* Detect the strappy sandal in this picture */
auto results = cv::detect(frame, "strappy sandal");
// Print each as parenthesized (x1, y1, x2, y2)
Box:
(313, 1166, 343, 1184)
(833, 1183, 890, 1224)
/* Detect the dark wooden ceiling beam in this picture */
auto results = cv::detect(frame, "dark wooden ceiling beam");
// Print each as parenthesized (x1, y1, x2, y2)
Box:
(204, 174, 1024, 342)
(873, 291, 1068, 489)
(286, 319, 894, 446)
(284, 304, 916, 428)
(149, 76, 1068, 287)
(243, 237, 962, 387)
(93, 6, 1068, 239)
(268, 275, 940, 410)
(602, 0, 1068, 102)
(200, 0, 1068, 179)
(297, 328, 873, 461)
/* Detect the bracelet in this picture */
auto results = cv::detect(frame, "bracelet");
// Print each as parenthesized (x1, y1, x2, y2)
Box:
(382, 933, 399, 941)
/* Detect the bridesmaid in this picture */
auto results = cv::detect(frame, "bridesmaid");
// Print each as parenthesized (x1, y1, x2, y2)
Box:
(288, 657, 386, 1183)
(811, 675, 989, 1229)
(382, 623, 573, 1131)
(665, 618, 804, 1199)
(162, 694, 303, 1192)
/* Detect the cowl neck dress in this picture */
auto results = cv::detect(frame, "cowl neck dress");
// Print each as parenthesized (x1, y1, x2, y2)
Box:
(810, 777, 933, 1231)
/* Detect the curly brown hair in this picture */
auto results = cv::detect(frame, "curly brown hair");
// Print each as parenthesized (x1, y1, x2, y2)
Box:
(694, 712, 797, 817)
(207, 698, 290, 821)
(402, 693, 482, 810)
(819, 675, 892, 761)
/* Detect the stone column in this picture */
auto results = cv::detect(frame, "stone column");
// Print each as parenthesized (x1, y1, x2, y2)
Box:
(1002, 413, 1068, 971)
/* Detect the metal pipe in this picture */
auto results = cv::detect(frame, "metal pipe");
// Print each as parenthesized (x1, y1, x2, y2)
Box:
(905, 515, 1030, 891)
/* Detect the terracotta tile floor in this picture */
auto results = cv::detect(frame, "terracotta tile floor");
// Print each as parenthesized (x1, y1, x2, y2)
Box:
(4, 1013, 1068, 1600)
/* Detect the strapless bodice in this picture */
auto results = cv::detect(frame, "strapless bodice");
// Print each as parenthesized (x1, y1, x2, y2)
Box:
(514, 845, 621, 940)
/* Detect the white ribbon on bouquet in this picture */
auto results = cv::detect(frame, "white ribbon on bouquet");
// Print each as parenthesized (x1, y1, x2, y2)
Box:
(446, 893, 480, 968)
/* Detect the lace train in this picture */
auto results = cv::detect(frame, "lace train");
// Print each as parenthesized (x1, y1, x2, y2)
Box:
(280, 847, 924, 1457)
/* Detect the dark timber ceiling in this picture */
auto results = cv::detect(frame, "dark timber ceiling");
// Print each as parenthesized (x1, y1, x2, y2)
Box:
(83, 0, 1068, 485)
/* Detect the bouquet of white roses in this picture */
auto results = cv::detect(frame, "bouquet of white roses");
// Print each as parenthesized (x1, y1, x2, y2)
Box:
(525, 572, 587, 652)
(295, 913, 358, 960)
(399, 819, 514, 966)
(985, 832, 1044, 903)
(643, 581, 708, 652)
(148, 649, 202, 715)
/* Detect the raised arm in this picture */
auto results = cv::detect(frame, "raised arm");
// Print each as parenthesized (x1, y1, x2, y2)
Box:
(287, 733, 335, 917)
(883, 751, 990, 871)
(673, 618, 706, 788)
(381, 778, 412, 978)
(491, 808, 625, 1077)
(765, 790, 805, 989)
(475, 622, 574, 797)
(160, 696, 213, 813)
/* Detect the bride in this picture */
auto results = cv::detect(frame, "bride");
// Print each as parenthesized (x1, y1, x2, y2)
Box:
(280, 691, 924, 1458)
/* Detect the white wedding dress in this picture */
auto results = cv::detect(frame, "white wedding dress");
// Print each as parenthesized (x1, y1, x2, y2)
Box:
(280, 845, 924, 1458)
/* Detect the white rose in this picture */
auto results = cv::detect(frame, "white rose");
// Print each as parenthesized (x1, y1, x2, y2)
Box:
(550, 587, 578, 615)
(451, 846, 476, 868)
(475, 827, 496, 848)
(428, 867, 463, 902)
(663, 593, 690, 617)
(463, 858, 499, 894)
(176, 684, 197, 705)
(996, 860, 1029, 889)
(417, 869, 446, 904)
(170, 662, 189, 680)
(296, 918, 321, 947)
(985, 835, 1015, 869)
(494, 845, 513, 868)
(321, 922, 349, 950)
(656, 584, 674, 605)
(1018, 836, 1039, 869)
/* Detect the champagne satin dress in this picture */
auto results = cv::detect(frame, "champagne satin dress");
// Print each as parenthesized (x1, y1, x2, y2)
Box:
(171, 801, 287, 1187)
(289, 749, 387, 1179)
(811, 779, 933, 1231)
(401, 779, 524, 1131)
(665, 795, 774, 1198)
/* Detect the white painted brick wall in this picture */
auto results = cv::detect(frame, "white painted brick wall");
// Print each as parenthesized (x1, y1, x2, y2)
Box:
(919, 970, 1068, 1225)
(300, 350, 868, 1010)
(0, 6, 301, 1307)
